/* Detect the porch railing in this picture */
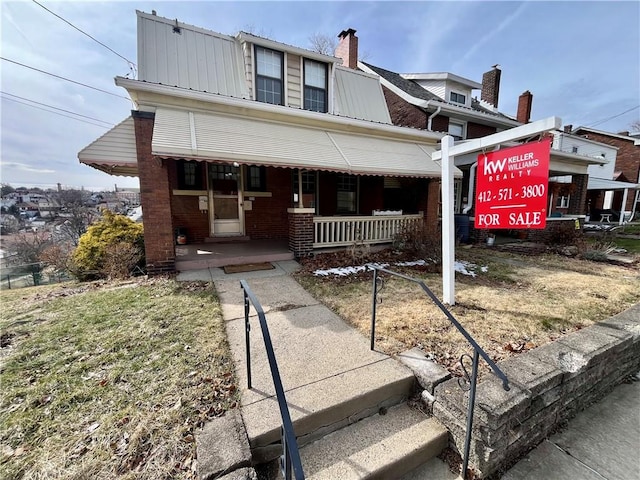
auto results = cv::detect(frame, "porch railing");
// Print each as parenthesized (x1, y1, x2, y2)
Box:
(241, 280, 304, 480)
(313, 214, 423, 248)
(369, 267, 509, 479)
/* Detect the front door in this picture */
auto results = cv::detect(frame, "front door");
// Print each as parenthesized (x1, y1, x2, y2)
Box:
(209, 164, 243, 236)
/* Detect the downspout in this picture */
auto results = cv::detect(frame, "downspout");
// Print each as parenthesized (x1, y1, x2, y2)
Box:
(427, 103, 442, 131)
(462, 162, 477, 214)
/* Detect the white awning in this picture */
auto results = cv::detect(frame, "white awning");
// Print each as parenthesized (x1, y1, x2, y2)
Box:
(588, 177, 640, 190)
(151, 107, 456, 178)
(78, 117, 138, 176)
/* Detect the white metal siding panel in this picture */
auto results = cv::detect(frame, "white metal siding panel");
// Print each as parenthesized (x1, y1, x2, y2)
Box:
(334, 68, 392, 124)
(137, 14, 249, 98)
(151, 107, 446, 178)
(287, 54, 301, 108)
(78, 117, 138, 176)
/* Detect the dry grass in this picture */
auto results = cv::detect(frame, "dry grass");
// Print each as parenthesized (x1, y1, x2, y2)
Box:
(296, 248, 640, 379)
(0, 277, 236, 480)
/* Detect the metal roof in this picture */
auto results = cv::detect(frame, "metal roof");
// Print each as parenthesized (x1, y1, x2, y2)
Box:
(333, 67, 392, 124)
(78, 117, 138, 176)
(587, 177, 640, 190)
(137, 11, 250, 99)
(151, 107, 457, 178)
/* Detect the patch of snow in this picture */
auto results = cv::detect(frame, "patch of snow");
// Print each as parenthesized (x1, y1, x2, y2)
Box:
(313, 258, 488, 278)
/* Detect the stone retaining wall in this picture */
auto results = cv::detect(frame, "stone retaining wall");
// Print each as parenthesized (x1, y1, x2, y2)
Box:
(432, 303, 640, 478)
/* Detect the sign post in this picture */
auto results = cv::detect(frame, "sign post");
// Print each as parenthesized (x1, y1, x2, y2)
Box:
(475, 138, 551, 230)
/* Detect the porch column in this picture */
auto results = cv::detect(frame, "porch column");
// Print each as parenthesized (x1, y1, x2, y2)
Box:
(568, 174, 589, 215)
(288, 208, 315, 258)
(133, 110, 176, 274)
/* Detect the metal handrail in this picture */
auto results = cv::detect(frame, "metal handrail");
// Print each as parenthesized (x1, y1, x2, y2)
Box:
(370, 267, 510, 479)
(240, 280, 305, 480)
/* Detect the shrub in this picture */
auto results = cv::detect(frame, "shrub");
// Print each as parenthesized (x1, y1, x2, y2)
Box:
(73, 210, 144, 279)
(393, 223, 441, 261)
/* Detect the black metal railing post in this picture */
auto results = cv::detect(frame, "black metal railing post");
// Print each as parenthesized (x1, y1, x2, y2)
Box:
(240, 280, 305, 480)
(244, 289, 252, 390)
(369, 266, 509, 480)
(370, 267, 378, 350)
(462, 350, 479, 477)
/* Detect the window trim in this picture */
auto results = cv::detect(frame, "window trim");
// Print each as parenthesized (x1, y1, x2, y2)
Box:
(303, 58, 328, 113)
(448, 120, 466, 140)
(255, 45, 284, 105)
(449, 90, 467, 106)
(244, 165, 267, 192)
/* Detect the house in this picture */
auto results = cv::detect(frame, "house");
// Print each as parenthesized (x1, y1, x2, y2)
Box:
(79, 12, 458, 273)
(336, 29, 606, 239)
(570, 126, 640, 222)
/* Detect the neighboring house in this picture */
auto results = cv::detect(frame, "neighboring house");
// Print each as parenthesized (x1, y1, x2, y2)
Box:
(79, 12, 457, 273)
(115, 187, 141, 205)
(338, 29, 605, 235)
(570, 126, 640, 221)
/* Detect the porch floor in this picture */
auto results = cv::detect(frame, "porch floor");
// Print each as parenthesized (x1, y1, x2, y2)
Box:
(174, 239, 294, 272)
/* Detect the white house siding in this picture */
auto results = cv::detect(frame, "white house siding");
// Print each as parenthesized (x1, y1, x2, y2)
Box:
(287, 54, 302, 108)
(414, 80, 446, 100)
(553, 132, 617, 180)
(137, 11, 249, 99)
(334, 67, 391, 124)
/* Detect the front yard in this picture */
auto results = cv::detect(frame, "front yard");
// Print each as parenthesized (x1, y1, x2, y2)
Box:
(0, 278, 236, 480)
(296, 246, 640, 379)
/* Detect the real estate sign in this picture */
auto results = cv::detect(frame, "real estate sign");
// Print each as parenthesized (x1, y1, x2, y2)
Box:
(475, 138, 551, 229)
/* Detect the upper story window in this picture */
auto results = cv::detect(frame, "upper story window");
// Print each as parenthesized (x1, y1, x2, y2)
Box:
(255, 46, 284, 105)
(448, 121, 465, 140)
(304, 59, 328, 112)
(449, 91, 466, 105)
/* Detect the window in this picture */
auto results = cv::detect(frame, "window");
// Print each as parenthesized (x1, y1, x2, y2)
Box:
(556, 195, 570, 209)
(449, 91, 466, 105)
(177, 160, 203, 190)
(245, 166, 266, 192)
(255, 46, 283, 105)
(448, 121, 465, 140)
(292, 170, 317, 208)
(304, 59, 327, 112)
(337, 174, 357, 213)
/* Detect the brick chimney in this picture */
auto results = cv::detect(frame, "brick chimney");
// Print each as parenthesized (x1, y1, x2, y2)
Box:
(517, 90, 533, 124)
(335, 28, 358, 69)
(481, 65, 501, 108)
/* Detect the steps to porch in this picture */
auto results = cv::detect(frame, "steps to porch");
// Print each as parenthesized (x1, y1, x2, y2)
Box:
(213, 269, 453, 479)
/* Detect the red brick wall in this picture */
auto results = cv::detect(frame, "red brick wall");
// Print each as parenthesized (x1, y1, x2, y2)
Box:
(575, 130, 640, 211)
(431, 115, 449, 134)
(381, 86, 427, 129)
(167, 161, 209, 243)
(360, 176, 384, 214)
(133, 111, 175, 274)
(288, 211, 314, 257)
(245, 168, 291, 239)
(467, 122, 497, 139)
(425, 179, 441, 231)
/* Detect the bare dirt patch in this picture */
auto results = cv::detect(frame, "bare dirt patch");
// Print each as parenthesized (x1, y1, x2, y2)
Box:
(296, 247, 640, 379)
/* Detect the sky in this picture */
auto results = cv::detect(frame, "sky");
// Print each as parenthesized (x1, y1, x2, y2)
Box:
(1, 0, 638, 192)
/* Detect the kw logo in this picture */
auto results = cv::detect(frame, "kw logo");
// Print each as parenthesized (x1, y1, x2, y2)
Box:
(483, 159, 507, 176)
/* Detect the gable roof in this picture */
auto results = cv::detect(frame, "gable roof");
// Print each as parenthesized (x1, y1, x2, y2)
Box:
(360, 61, 520, 126)
(572, 126, 640, 145)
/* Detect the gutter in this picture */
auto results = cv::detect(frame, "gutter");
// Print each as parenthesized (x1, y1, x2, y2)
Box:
(427, 104, 442, 131)
(115, 77, 444, 143)
(462, 162, 477, 214)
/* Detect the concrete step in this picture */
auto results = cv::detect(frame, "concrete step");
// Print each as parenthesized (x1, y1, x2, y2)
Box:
(217, 276, 416, 463)
(288, 404, 449, 480)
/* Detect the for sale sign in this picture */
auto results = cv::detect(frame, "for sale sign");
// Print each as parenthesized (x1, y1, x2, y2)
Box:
(475, 138, 551, 229)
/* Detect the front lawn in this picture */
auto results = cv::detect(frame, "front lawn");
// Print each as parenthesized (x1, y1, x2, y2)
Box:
(296, 248, 640, 379)
(0, 278, 236, 479)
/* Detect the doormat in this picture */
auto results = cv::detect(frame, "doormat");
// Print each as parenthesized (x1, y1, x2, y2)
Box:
(223, 262, 275, 274)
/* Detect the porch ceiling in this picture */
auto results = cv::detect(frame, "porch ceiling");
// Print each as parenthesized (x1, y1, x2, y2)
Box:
(587, 177, 640, 191)
(151, 107, 460, 178)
